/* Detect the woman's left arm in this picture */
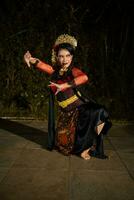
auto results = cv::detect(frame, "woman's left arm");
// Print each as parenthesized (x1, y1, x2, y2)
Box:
(59, 67, 88, 89)
(71, 67, 88, 86)
(49, 68, 88, 95)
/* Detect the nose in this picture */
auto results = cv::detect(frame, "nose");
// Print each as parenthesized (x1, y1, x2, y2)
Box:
(63, 57, 67, 63)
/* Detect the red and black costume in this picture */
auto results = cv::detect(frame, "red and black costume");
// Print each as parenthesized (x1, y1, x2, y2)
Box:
(36, 61, 112, 158)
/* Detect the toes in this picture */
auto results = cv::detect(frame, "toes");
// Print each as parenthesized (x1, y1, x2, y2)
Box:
(81, 152, 91, 160)
(84, 155, 91, 160)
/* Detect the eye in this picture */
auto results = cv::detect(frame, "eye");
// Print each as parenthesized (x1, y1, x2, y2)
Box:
(66, 54, 71, 58)
(58, 55, 63, 58)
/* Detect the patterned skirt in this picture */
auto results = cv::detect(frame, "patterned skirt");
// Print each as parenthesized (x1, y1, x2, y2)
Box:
(55, 108, 78, 155)
(55, 102, 112, 156)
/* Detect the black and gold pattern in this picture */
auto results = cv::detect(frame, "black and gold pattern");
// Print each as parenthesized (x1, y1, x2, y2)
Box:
(55, 108, 78, 155)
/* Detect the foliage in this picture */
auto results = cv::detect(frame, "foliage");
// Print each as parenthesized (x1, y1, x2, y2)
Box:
(0, 0, 134, 120)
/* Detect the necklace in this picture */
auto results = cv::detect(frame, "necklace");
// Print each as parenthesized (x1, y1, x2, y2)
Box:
(59, 67, 69, 76)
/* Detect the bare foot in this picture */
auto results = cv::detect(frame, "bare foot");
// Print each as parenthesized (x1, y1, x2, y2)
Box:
(81, 148, 91, 160)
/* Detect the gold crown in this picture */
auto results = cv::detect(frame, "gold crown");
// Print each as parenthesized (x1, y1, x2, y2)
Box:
(51, 34, 77, 65)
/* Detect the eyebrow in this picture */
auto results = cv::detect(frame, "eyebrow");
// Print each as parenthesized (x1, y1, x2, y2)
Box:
(58, 53, 71, 56)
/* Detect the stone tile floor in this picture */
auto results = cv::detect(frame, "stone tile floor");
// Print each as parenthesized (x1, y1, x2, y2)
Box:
(0, 118, 134, 200)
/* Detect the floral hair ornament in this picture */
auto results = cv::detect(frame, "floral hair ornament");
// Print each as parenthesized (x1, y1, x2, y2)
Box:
(51, 34, 77, 65)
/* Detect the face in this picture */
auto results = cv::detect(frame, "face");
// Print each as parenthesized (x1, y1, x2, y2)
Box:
(57, 49, 73, 68)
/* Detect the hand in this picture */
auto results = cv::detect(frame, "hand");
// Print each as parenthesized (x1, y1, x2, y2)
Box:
(24, 51, 32, 67)
(48, 81, 65, 95)
(24, 51, 39, 67)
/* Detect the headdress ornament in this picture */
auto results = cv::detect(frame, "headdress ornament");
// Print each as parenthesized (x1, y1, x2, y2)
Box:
(51, 34, 77, 65)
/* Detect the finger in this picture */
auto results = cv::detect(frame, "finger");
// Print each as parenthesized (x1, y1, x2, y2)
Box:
(49, 82, 58, 86)
(26, 61, 30, 67)
(27, 50, 31, 55)
(49, 81, 56, 85)
(55, 88, 61, 95)
(48, 83, 56, 87)
(48, 84, 56, 87)
(48, 83, 54, 86)
(25, 58, 31, 67)
(26, 51, 31, 57)
(55, 90, 59, 95)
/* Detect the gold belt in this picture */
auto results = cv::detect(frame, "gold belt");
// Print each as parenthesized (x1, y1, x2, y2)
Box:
(57, 92, 81, 108)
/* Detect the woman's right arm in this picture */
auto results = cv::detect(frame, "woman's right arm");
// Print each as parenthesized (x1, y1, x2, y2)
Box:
(36, 60, 54, 75)
(24, 51, 55, 75)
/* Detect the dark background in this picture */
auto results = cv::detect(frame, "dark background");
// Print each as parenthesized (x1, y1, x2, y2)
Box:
(0, 0, 134, 120)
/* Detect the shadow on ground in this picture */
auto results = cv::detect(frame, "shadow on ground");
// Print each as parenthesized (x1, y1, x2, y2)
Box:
(0, 118, 48, 149)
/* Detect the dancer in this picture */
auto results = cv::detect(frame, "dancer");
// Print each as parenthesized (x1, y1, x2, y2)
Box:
(24, 34, 112, 160)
